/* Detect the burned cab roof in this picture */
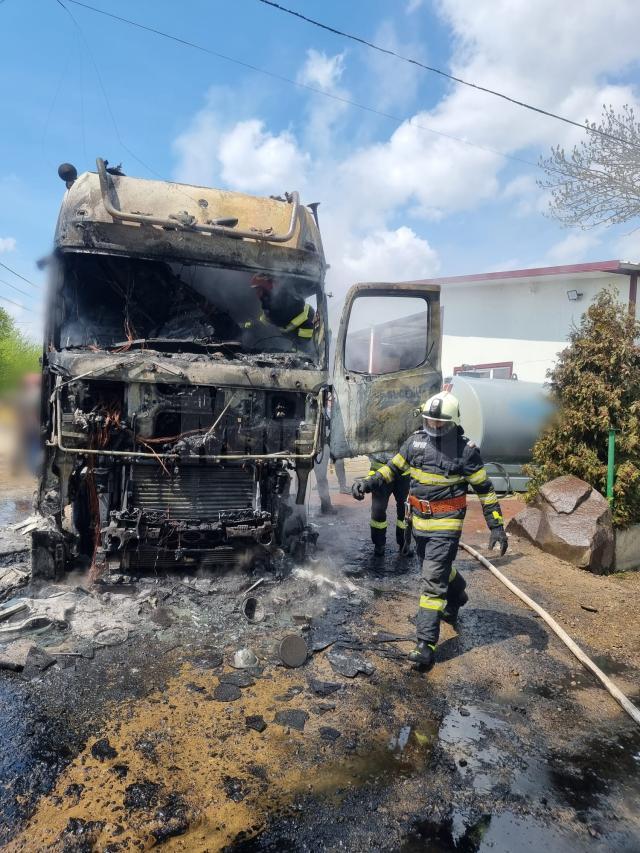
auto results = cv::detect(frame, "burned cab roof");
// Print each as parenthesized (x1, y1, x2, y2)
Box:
(54, 160, 326, 281)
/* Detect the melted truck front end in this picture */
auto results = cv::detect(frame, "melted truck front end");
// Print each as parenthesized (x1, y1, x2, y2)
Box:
(35, 160, 328, 578)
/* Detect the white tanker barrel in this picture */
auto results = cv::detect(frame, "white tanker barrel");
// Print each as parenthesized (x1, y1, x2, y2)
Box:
(448, 376, 553, 464)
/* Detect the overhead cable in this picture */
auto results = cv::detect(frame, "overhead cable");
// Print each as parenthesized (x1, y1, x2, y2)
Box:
(62, 0, 550, 175)
(0, 261, 39, 289)
(256, 0, 640, 152)
(0, 276, 36, 300)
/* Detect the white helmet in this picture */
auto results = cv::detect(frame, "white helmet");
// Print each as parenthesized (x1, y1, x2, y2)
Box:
(421, 391, 461, 437)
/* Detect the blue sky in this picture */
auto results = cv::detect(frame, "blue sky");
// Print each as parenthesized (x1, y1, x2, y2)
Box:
(1, 0, 639, 339)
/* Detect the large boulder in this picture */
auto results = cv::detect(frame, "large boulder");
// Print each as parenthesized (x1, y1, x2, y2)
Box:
(507, 475, 614, 573)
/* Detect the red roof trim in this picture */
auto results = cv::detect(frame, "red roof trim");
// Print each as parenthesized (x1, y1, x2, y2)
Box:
(413, 260, 633, 286)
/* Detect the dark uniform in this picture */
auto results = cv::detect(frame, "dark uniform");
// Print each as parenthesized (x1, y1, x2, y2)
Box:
(368, 453, 410, 549)
(247, 286, 315, 344)
(369, 426, 504, 648)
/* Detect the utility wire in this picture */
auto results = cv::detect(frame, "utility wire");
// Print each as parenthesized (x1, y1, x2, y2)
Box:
(62, 0, 552, 176)
(256, 0, 640, 152)
(62, 1, 640, 193)
(0, 293, 29, 311)
(0, 261, 39, 289)
(0, 277, 36, 301)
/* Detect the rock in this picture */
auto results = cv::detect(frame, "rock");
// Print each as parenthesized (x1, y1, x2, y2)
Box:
(212, 683, 242, 702)
(274, 709, 309, 731)
(0, 639, 37, 671)
(539, 476, 592, 514)
(507, 475, 614, 572)
(91, 738, 118, 761)
(22, 646, 56, 678)
(327, 649, 375, 678)
(319, 726, 341, 742)
(309, 678, 341, 697)
(245, 715, 267, 733)
(219, 671, 255, 688)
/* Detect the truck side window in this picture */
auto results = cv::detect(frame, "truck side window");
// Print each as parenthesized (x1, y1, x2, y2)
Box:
(344, 295, 429, 375)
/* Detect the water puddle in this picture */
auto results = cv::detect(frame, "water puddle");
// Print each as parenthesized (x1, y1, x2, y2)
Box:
(0, 499, 31, 528)
(401, 811, 594, 853)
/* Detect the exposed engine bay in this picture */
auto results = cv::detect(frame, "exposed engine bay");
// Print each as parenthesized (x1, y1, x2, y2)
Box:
(40, 376, 322, 576)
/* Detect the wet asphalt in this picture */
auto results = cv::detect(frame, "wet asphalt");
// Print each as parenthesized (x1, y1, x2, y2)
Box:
(0, 481, 639, 852)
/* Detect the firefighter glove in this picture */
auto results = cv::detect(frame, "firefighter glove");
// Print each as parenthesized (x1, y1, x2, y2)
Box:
(351, 478, 372, 501)
(489, 526, 508, 556)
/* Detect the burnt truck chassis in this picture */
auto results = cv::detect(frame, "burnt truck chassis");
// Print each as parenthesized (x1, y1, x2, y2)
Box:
(35, 361, 324, 579)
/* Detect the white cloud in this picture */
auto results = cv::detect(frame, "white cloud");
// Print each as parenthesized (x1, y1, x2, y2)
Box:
(545, 231, 602, 265)
(173, 109, 220, 186)
(173, 0, 640, 300)
(218, 120, 309, 194)
(405, 0, 425, 12)
(297, 49, 345, 92)
(340, 226, 440, 283)
(614, 230, 640, 263)
(0, 237, 16, 253)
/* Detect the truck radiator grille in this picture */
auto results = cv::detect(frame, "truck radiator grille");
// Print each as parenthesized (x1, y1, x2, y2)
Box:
(131, 465, 255, 519)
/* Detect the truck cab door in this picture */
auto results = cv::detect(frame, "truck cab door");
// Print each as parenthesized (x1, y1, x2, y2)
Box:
(330, 283, 442, 459)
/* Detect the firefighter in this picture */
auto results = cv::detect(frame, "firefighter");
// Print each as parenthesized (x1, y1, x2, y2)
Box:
(352, 391, 508, 671)
(367, 452, 411, 557)
(247, 273, 315, 345)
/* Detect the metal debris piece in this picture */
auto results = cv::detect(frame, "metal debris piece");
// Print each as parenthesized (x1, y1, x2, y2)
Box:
(93, 626, 129, 646)
(327, 649, 375, 678)
(212, 683, 242, 702)
(231, 648, 258, 669)
(245, 715, 267, 733)
(279, 634, 308, 668)
(274, 709, 309, 731)
(319, 726, 341, 742)
(219, 671, 255, 688)
(241, 596, 265, 624)
(0, 601, 28, 621)
(244, 578, 265, 595)
(309, 679, 341, 697)
(580, 604, 599, 613)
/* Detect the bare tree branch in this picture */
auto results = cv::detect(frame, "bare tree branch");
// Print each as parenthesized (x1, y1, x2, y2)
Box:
(538, 104, 640, 228)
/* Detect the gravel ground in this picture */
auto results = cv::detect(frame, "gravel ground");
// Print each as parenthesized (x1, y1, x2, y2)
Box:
(1, 473, 639, 852)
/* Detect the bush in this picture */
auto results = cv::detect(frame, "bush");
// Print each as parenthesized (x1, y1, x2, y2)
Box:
(0, 307, 40, 395)
(525, 288, 640, 527)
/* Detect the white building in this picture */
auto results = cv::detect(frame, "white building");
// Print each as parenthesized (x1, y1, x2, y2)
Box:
(416, 260, 639, 383)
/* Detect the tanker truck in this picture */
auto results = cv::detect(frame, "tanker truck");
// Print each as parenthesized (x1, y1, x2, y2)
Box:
(34, 158, 443, 578)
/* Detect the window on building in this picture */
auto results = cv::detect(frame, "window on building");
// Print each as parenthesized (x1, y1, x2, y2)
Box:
(453, 361, 514, 379)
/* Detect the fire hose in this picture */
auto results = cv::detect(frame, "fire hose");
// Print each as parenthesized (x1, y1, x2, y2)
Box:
(459, 541, 640, 727)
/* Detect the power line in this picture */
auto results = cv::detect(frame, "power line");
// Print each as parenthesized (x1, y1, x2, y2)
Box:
(0, 261, 40, 289)
(63, 0, 546, 175)
(256, 0, 640, 153)
(0, 293, 29, 311)
(0, 276, 36, 301)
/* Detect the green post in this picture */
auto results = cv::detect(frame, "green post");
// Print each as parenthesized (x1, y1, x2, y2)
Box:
(607, 428, 616, 508)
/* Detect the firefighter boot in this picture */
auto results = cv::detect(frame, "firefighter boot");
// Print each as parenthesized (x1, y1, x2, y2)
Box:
(407, 641, 436, 670)
(442, 590, 468, 624)
(373, 543, 386, 558)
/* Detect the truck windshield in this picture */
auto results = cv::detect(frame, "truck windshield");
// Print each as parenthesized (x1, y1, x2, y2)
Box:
(55, 253, 321, 363)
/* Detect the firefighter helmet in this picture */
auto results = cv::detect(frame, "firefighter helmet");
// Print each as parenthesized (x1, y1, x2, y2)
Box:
(421, 391, 461, 437)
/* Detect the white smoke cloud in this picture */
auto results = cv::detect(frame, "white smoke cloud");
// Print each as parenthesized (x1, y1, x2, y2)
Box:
(0, 237, 17, 253)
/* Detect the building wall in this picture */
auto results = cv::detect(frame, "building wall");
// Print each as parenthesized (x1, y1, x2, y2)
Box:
(440, 273, 629, 382)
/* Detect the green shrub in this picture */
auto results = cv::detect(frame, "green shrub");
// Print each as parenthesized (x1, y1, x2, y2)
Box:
(0, 307, 40, 395)
(525, 288, 640, 527)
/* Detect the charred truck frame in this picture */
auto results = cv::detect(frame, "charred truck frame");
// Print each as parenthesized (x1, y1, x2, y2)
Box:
(36, 158, 443, 578)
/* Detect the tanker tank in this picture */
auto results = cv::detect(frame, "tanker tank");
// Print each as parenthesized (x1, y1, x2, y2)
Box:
(445, 375, 554, 492)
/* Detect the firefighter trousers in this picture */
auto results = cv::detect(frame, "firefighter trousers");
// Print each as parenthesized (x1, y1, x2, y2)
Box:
(370, 476, 410, 547)
(415, 535, 467, 646)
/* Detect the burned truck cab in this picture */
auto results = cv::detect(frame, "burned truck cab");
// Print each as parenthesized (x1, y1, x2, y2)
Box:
(36, 159, 328, 578)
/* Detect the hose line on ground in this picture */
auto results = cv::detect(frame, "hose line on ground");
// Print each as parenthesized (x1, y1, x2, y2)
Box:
(459, 541, 640, 727)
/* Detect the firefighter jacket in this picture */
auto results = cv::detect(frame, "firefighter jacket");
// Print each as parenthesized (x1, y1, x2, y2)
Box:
(370, 426, 504, 538)
(262, 289, 315, 339)
(369, 452, 410, 477)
